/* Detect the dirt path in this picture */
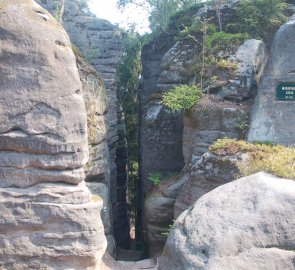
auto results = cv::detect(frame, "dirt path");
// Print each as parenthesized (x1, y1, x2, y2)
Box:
(102, 252, 158, 270)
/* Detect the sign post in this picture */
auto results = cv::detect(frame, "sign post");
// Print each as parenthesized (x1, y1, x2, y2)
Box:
(276, 82, 295, 101)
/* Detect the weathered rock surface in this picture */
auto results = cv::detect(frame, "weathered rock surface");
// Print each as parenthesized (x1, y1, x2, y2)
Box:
(87, 182, 116, 257)
(76, 54, 110, 185)
(140, 2, 267, 254)
(0, 1, 107, 269)
(183, 95, 249, 163)
(174, 151, 242, 218)
(37, 0, 129, 248)
(0, 182, 107, 270)
(215, 39, 267, 101)
(141, 103, 184, 192)
(248, 18, 295, 146)
(159, 172, 295, 270)
(0, 0, 88, 187)
(144, 174, 188, 257)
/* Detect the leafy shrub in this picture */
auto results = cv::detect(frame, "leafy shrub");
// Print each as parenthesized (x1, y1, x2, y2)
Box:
(161, 221, 174, 238)
(235, 0, 287, 41)
(210, 138, 295, 180)
(177, 23, 216, 41)
(216, 58, 238, 71)
(148, 172, 162, 186)
(161, 85, 202, 111)
(206, 31, 249, 50)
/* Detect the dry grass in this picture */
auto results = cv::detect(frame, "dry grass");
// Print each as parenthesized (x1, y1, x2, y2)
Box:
(210, 138, 295, 180)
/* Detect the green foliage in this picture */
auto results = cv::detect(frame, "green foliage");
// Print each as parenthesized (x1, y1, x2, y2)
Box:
(161, 85, 203, 111)
(127, 161, 139, 214)
(177, 23, 216, 41)
(216, 58, 238, 71)
(148, 172, 162, 186)
(53, 0, 61, 20)
(117, 30, 143, 218)
(161, 221, 174, 238)
(210, 138, 295, 180)
(234, 0, 287, 41)
(235, 120, 249, 131)
(206, 31, 249, 50)
(118, 30, 143, 161)
(117, 0, 199, 32)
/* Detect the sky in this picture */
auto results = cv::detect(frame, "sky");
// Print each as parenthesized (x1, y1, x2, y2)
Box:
(87, 0, 151, 34)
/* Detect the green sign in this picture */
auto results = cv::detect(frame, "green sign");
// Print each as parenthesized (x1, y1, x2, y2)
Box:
(276, 82, 295, 101)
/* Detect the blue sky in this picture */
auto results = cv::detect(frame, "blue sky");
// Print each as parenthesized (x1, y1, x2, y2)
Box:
(88, 0, 150, 33)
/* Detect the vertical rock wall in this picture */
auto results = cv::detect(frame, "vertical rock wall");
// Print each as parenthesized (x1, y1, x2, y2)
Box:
(0, 1, 106, 269)
(37, 0, 130, 249)
(248, 17, 295, 146)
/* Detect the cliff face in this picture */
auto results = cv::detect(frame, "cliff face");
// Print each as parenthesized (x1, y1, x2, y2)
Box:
(37, 0, 130, 248)
(140, 1, 270, 257)
(0, 1, 106, 269)
(248, 16, 295, 146)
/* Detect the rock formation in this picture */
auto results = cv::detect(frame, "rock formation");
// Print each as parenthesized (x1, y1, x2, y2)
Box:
(159, 172, 295, 270)
(144, 174, 188, 257)
(248, 17, 295, 146)
(74, 52, 116, 255)
(143, 36, 267, 256)
(0, 1, 106, 268)
(37, 0, 130, 248)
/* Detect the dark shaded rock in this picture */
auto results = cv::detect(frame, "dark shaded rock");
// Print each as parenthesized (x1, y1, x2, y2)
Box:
(144, 174, 188, 257)
(141, 103, 184, 192)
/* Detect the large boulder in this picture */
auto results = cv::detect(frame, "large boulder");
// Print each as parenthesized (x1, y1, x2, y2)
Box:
(0, 0, 88, 187)
(159, 172, 295, 270)
(248, 18, 295, 146)
(0, 182, 107, 270)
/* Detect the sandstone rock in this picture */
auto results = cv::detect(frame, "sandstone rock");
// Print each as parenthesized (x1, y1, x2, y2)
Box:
(159, 172, 295, 270)
(0, 182, 107, 270)
(248, 18, 295, 146)
(220, 39, 267, 101)
(87, 182, 112, 236)
(174, 151, 241, 218)
(37, 0, 129, 248)
(183, 95, 249, 163)
(0, 0, 88, 187)
(0, 2, 107, 269)
(87, 182, 116, 258)
(144, 174, 188, 257)
(141, 102, 184, 192)
(76, 53, 110, 186)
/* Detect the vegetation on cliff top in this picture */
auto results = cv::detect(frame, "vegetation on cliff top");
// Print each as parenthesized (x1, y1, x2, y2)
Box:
(210, 138, 295, 179)
(161, 85, 203, 111)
